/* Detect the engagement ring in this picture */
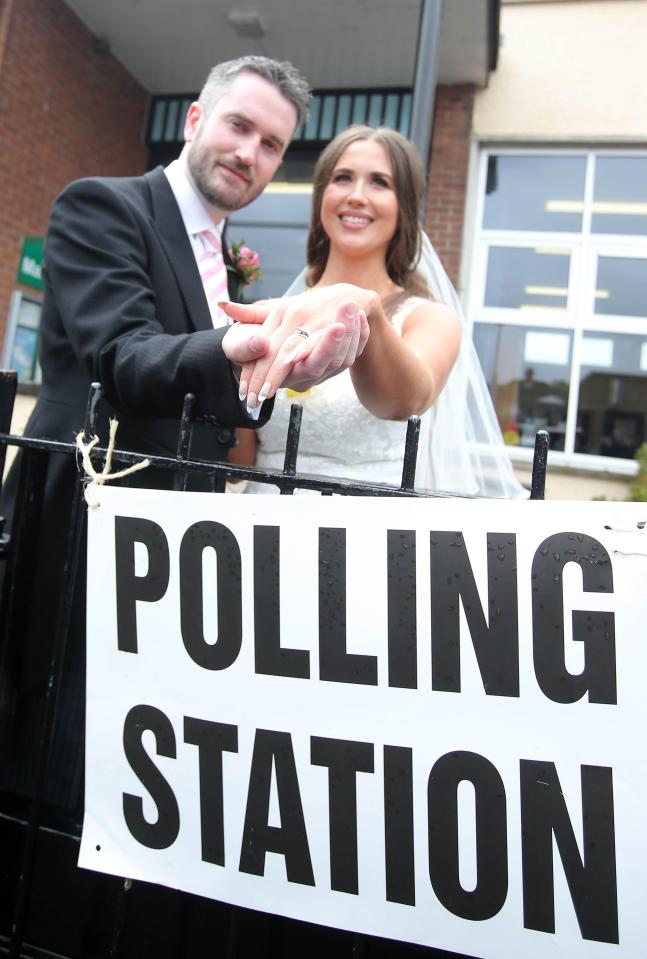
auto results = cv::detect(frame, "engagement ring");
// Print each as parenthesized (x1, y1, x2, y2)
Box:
(294, 328, 309, 339)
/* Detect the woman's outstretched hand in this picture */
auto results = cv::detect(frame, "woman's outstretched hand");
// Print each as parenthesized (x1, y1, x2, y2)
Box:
(220, 288, 370, 412)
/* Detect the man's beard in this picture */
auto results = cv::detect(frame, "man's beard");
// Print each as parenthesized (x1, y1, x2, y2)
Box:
(187, 139, 258, 213)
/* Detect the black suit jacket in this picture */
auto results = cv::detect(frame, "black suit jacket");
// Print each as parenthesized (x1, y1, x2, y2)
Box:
(29, 165, 269, 461)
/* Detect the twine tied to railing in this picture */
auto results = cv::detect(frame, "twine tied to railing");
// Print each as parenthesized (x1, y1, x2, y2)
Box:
(76, 418, 150, 508)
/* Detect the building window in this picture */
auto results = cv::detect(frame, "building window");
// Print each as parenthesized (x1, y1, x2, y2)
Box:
(2, 291, 42, 385)
(469, 150, 647, 471)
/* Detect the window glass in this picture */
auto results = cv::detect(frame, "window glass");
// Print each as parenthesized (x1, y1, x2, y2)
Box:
(474, 324, 572, 452)
(383, 94, 400, 130)
(164, 101, 179, 142)
(483, 156, 586, 232)
(149, 100, 166, 143)
(593, 256, 647, 318)
(592, 157, 647, 236)
(6, 295, 42, 384)
(351, 94, 367, 126)
(576, 332, 647, 458)
(475, 151, 647, 465)
(484, 246, 570, 312)
(304, 97, 321, 139)
(335, 95, 352, 135)
(228, 191, 311, 299)
(319, 95, 337, 141)
(399, 93, 411, 136)
(368, 93, 384, 127)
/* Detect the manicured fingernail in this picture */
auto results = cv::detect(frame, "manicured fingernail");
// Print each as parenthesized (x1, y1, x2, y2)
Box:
(246, 393, 258, 412)
(239, 380, 248, 401)
(258, 381, 271, 402)
(343, 302, 358, 319)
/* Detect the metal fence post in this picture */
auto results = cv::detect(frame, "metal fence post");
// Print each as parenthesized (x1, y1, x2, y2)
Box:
(530, 430, 550, 500)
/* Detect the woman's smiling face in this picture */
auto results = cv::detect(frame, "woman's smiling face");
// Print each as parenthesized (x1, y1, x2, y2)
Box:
(320, 138, 400, 260)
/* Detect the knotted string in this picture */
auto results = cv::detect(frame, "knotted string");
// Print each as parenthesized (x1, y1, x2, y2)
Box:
(76, 418, 150, 508)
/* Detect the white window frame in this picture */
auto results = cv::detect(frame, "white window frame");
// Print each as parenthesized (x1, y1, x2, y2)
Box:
(466, 147, 647, 476)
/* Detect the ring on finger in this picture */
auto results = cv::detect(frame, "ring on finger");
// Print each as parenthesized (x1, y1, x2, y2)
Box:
(294, 327, 309, 339)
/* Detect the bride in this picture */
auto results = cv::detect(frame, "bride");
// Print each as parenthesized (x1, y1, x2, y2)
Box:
(227, 125, 524, 498)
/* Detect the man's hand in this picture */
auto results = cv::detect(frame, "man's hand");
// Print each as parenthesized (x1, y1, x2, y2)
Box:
(221, 323, 270, 370)
(220, 287, 371, 410)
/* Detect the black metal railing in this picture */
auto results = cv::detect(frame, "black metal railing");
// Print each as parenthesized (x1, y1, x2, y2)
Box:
(0, 371, 548, 959)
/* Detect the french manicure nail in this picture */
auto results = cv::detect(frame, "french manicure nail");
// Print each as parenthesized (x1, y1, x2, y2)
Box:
(285, 346, 303, 364)
(258, 381, 271, 402)
(246, 393, 258, 412)
(239, 380, 248, 401)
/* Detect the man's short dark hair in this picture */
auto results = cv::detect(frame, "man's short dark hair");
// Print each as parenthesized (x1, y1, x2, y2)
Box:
(198, 56, 311, 128)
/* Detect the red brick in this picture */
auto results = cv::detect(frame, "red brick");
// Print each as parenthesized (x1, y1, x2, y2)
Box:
(0, 0, 148, 344)
(423, 84, 475, 286)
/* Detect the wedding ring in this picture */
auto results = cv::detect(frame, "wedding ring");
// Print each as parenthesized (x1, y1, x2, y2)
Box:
(294, 327, 309, 339)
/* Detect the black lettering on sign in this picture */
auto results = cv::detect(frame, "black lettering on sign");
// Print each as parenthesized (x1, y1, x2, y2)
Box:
(122, 704, 179, 849)
(184, 718, 238, 866)
(520, 760, 618, 943)
(384, 745, 415, 906)
(239, 729, 314, 886)
(115, 517, 170, 653)
(319, 528, 377, 685)
(430, 532, 519, 696)
(428, 750, 508, 920)
(254, 525, 310, 679)
(531, 533, 616, 704)
(179, 521, 242, 670)
(311, 736, 375, 895)
(387, 530, 417, 689)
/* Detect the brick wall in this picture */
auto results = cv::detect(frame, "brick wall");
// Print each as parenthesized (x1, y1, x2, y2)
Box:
(424, 84, 476, 288)
(0, 0, 149, 346)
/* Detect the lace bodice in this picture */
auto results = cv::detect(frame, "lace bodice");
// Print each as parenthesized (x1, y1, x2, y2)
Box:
(246, 298, 428, 492)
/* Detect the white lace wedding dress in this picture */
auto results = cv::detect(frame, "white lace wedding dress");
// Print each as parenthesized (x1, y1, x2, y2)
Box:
(245, 297, 427, 493)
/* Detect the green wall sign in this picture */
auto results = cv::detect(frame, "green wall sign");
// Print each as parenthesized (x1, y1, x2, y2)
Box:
(17, 236, 44, 291)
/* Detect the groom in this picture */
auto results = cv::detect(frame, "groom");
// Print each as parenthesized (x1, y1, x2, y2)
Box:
(0, 55, 369, 814)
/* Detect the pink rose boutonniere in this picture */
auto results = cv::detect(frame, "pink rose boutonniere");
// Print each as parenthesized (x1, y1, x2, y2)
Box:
(227, 239, 263, 299)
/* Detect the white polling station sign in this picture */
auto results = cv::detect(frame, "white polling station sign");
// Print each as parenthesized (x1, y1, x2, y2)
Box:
(79, 487, 647, 958)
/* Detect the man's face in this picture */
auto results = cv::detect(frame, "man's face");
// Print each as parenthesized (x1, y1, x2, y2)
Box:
(184, 72, 298, 214)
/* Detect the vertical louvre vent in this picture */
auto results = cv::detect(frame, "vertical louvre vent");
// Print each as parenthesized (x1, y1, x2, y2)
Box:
(147, 89, 412, 148)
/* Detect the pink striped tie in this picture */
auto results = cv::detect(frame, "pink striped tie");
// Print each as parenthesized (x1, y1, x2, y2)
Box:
(197, 228, 230, 328)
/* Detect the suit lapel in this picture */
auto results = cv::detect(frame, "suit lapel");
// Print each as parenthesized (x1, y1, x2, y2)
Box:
(145, 167, 213, 332)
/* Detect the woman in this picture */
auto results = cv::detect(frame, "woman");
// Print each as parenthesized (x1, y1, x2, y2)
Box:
(230, 126, 523, 497)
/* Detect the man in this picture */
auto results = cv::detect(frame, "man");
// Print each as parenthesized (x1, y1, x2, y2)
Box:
(24, 55, 368, 474)
(0, 56, 368, 815)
